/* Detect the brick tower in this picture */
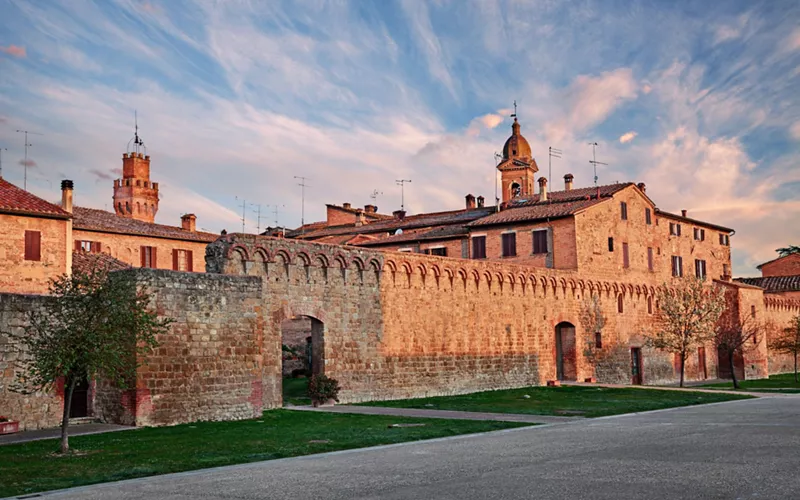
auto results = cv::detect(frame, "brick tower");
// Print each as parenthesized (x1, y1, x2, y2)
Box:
(113, 117, 159, 223)
(497, 116, 539, 203)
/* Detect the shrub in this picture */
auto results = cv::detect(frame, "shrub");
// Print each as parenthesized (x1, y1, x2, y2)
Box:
(308, 375, 341, 403)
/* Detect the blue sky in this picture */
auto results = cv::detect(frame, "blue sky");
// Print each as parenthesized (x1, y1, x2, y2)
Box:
(0, 0, 798, 276)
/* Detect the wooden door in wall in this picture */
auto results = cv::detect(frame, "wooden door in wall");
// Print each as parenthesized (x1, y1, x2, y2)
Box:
(630, 348, 643, 385)
(68, 375, 89, 418)
(698, 347, 707, 380)
(555, 323, 577, 382)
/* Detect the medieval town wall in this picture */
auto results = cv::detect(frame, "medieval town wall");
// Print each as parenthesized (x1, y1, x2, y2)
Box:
(764, 297, 800, 375)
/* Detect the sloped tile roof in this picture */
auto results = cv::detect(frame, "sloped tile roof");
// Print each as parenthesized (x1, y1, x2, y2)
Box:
(505, 182, 633, 208)
(734, 276, 800, 292)
(357, 224, 469, 246)
(468, 198, 606, 227)
(655, 209, 735, 233)
(73, 206, 218, 243)
(756, 253, 800, 270)
(0, 178, 71, 218)
(72, 251, 131, 275)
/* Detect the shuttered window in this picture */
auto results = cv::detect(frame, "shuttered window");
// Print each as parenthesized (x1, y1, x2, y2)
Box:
(645, 208, 652, 225)
(620, 202, 628, 220)
(719, 233, 730, 246)
(471, 236, 486, 259)
(532, 230, 548, 254)
(695, 259, 707, 280)
(694, 228, 705, 241)
(173, 249, 194, 271)
(501, 233, 516, 257)
(647, 247, 654, 271)
(622, 243, 630, 269)
(670, 223, 682, 236)
(24, 231, 41, 261)
(75, 240, 102, 253)
(608, 237, 614, 252)
(671, 256, 683, 277)
(141, 246, 157, 268)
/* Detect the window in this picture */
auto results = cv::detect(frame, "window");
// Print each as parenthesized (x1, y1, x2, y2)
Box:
(617, 294, 624, 313)
(471, 236, 486, 259)
(695, 259, 707, 280)
(595, 332, 603, 349)
(24, 230, 41, 261)
(397, 248, 413, 253)
(719, 233, 730, 246)
(511, 182, 521, 198)
(461, 240, 469, 259)
(647, 247, 654, 271)
(140, 246, 157, 268)
(173, 249, 193, 272)
(670, 222, 682, 236)
(647, 296, 653, 314)
(426, 247, 447, 257)
(608, 237, 614, 252)
(620, 202, 628, 220)
(532, 230, 548, 254)
(75, 240, 101, 253)
(751, 305, 756, 318)
(501, 232, 517, 257)
(645, 208, 652, 225)
(622, 243, 630, 269)
(671, 256, 683, 277)
(693, 228, 705, 241)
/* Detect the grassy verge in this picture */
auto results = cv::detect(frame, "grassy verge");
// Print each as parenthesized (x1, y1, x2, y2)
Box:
(283, 377, 310, 405)
(0, 409, 527, 498)
(357, 385, 752, 418)
(699, 373, 800, 393)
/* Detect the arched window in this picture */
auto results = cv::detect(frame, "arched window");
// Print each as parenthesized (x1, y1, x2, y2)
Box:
(617, 294, 624, 313)
(647, 296, 653, 314)
(136, 202, 141, 214)
(511, 182, 521, 198)
(125, 202, 131, 213)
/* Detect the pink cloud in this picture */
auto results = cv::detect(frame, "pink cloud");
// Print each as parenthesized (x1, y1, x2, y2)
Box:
(619, 131, 638, 144)
(1, 45, 26, 58)
(19, 159, 37, 168)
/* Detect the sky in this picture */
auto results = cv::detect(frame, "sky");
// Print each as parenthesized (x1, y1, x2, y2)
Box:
(0, 0, 798, 276)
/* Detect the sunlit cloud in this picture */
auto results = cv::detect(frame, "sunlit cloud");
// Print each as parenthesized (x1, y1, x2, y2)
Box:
(0, 45, 26, 57)
(619, 131, 638, 144)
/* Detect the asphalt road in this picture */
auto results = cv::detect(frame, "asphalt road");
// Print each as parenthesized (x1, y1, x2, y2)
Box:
(34, 397, 800, 500)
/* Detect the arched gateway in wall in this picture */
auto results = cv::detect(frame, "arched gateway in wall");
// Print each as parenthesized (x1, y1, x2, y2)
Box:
(555, 322, 577, 382)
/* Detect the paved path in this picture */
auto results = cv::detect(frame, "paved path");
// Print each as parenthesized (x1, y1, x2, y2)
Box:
(0, 423, 134, 446)
(288, 404, 578, 424)
(565, 381, 795, 398)
(29, 397, 800, 500)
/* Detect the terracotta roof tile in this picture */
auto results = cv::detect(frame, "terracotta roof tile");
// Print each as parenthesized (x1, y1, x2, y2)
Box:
(72, 251, 131, 275)
(734, 276, 800, 293)
(505, 182, 633, 208)
(468, 198, 606, 227)
(73, 206, 218, 243)
(655, 209, 734, 233)
(357, 224, 469, 246)
(0, 178, 71, 218)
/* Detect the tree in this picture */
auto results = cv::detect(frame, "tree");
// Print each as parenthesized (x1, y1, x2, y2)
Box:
(13, 268, 170, 454)
(715, 313, 763, 389)
(647, 277, 726, 387)
(776, 245, 800, 257)
(769, 314, 800, 382)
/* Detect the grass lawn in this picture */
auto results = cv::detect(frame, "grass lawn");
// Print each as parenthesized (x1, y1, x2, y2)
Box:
(0, 410, 527, 498)
(699, 372, 800, 393)
(357, 385, 752, 418)
(282, 377, 310, 405)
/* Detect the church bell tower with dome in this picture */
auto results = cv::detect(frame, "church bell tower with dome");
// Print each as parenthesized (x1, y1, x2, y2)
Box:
(497, 109, 539, 203)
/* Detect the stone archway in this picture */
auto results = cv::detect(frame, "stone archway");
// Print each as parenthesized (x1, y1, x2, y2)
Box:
(281, 315, 324, 406)
(555, 322, 577, 382)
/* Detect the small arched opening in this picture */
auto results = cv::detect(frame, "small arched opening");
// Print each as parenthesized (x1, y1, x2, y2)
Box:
(555, 321, 577, 382)
(281, 315, 324, 406)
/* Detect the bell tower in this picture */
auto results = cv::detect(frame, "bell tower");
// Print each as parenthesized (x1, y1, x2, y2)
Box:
(113, 114, 159, 223)
(497, 104, 538, 203)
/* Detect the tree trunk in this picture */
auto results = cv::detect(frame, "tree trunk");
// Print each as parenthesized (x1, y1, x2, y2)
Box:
(679, 351, 685, 388)
(60, 376, 78, 454)
(729, 351, 739, 390)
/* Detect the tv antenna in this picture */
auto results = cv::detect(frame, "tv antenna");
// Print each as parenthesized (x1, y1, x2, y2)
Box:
(15, 129, 42, 190)
(548, 147, 562, 188)
(251, 203, 269, 234)
(127, 111, 147, 155)
(395, 179, 411, 211)
(294, 176, 309, 233)
(0, 147, 6, 178)
(370, 189, 383, 205)
(588, 142, 607, 187)
(235, 196, 247, 233)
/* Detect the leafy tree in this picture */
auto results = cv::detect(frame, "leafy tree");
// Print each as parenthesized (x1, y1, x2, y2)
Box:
(647, 277, 726, 387)
(12, 268, 170, 454)
(769, 314, 800, 382)
(715, 313, 762, 389)
(776, 245, 800, 257)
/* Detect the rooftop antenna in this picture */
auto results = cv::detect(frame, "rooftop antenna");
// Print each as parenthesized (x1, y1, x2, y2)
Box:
(15, 129, 42, 190)
(494, 152, 503, 212)
(251, 203, 269, 234)
(126, 111, 147, 156)
(588, 142, 608, 189)
(294, 176, 309, 233)
(395, 179, 411, 211)
(235, 196, 246, 233)
(0, 147, 7, 178)
(548, 147, 562, 189)
(269, 204, 286, 236)
(370, 189, 383, 205)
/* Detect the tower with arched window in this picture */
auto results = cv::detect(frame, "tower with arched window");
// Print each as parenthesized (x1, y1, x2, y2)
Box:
(497, 116, 539, 203)
(113, 117, 160, 223)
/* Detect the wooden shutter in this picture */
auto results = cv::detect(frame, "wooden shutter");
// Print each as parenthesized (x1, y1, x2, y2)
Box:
(91, 241, 101, 253)
(152, 247, 157, 268)
(622, 243, 629, 268)
(187, 250, 193, 272)
(140, 246, 147, 267)
(173, 249, 179, 270)
(25, 231, 41, 261)
(75, 240, 82, 252)
(645, 208, 651, 225)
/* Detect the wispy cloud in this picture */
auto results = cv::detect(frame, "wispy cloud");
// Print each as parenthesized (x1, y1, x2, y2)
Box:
(0, 45, 26, 57)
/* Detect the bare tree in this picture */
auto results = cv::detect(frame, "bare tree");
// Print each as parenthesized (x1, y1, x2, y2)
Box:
(647, 277, 726, 387)
(769, 314, 800, 382)
(715, 313, 763, 389)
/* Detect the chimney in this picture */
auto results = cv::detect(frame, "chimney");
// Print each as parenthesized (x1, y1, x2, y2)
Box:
(393, 209, 406, 220)
(538, 177, 548, 202)
(60, 180, 73, 213)
(364, 204, 377, 213)
(181, 213, 197, 232)
(564, 173, 574, 191)
(637, 182, 646, 193)
(681, 209, 687, 218)
(342, 202, 351, 210)
(354, 209, 366, 226)
(477, 196, 485, 208)
(465, 194, 476, 209)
